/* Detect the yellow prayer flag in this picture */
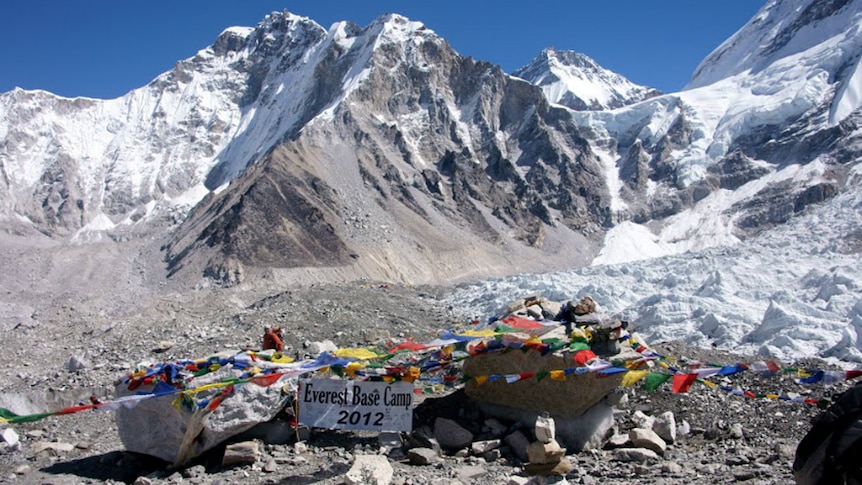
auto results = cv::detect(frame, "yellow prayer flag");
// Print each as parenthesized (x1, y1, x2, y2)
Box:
(550, 370, 566, 381)
(475, 376, 489, 386)
(461, 329, 498, 337)
(345, 362, 365, 377)
(621, 370, 649, 387)
(183, 380, 233, 394)
(334, 348, 380, 360)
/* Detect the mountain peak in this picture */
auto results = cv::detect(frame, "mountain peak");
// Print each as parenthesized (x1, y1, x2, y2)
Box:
(248, 10, 327, 50)
(372, 12, 425, 28)
(684, 0, 862, 129)
(540, 47, 600, 71)
(514, 47, 660, 111)
(366, 12, 432, 46)
(259, 10, 317, 29)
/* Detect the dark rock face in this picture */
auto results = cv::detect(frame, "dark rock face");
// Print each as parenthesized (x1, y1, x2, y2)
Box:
(706, 151, 772, 191)
(33, 158, 85, 232)
(164, 16, 617, 278)
(733, 180, 838, 232)
(764, 0, 853, 56)
(166, 148, 351, 280)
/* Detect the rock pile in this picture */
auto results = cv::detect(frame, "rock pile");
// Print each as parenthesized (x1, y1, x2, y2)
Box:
(524, 413, 572, 476)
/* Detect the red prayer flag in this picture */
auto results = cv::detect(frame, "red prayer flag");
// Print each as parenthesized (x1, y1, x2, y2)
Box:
(390, 341, 431, 353)
(845, 370, 862, 381)
(573, 350, 597, 367)
(251, 373, 282, 387)
(499, 316, 543, 330)
(671, 373, 698, 393)
(58, 404, 96, 415)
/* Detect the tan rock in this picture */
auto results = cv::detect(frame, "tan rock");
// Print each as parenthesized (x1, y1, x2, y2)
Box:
(524, 457, 574, 475)
(222, 441, 259, 466)
(464, 348, 623, 418)
(629, 428, 666, 455)
(526, 439, 566, 464)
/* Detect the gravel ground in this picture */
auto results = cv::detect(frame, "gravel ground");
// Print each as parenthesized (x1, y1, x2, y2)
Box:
(0, 280, 852, 485)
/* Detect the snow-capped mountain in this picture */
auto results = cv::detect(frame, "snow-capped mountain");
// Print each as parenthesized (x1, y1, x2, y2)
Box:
(135, 12, 626, 283)
(567, 0, 862, 265)
(0, 0, 860, 370)
(0, 14, 331, 239)
(513, 47, 661, 111)
(1, 12, 620, 284)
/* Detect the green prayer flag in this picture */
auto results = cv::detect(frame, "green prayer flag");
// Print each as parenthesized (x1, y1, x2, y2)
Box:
(643, 372, 672, 392)
(0, 407, 19, 420)
(568, 341, 591, 351)
(2, 410, 59, 423)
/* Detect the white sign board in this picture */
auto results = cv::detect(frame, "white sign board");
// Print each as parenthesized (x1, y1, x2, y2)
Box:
(298, 379, 413, 431)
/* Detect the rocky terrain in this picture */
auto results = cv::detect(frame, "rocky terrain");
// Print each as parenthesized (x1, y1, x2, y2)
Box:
(0, 269, 850, 485)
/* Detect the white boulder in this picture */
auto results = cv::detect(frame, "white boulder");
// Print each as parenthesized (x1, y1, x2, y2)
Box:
(115, 359, 290, 464)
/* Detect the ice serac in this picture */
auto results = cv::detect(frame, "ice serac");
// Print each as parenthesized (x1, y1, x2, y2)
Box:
(514, 47, 661, 111)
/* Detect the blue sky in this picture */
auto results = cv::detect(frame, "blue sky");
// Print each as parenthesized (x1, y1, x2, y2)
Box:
(1, 1, 763, 99)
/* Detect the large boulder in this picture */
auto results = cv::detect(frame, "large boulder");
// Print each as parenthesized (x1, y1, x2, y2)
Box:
(114, 354, 291, 464)
(463, 347, 622, 418)
(462, 322, 648, 451)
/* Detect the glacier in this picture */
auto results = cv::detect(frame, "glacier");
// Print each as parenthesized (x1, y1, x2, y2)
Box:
(447, 163, 862, 367)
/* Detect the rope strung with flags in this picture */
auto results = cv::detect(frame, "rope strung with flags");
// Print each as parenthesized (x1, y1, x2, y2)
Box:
(2, 321, 860, 424)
